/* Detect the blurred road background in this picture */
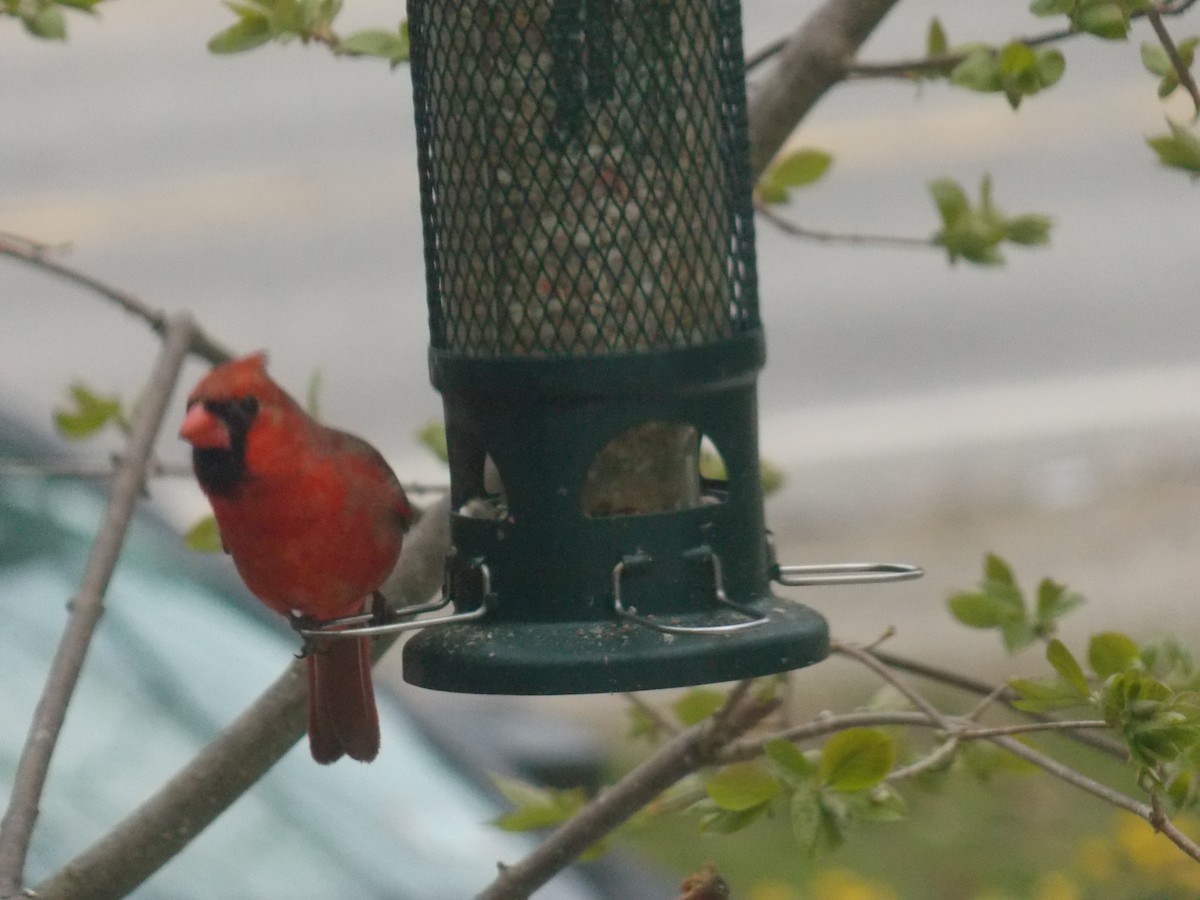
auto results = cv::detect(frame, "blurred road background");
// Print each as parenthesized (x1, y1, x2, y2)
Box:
(3, 0, 1200, 673)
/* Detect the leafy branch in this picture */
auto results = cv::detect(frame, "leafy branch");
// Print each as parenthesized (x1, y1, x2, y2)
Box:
(0, 0, 107, 40)
(207, 0, 409, 66)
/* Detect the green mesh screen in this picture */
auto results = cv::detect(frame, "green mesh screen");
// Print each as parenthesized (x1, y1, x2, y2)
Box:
(410, 0, 760, 357)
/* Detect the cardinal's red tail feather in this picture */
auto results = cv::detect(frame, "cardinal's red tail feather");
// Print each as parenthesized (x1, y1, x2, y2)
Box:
(306, 635, 380, 764)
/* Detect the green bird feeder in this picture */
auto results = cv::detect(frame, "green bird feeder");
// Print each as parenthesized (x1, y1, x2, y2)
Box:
(364, 0, 921, 694)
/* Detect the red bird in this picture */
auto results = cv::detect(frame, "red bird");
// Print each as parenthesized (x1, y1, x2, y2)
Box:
(179, 352, 412, 764)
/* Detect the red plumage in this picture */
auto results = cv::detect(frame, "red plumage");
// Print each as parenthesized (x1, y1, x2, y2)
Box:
(179, 352, 411, 763)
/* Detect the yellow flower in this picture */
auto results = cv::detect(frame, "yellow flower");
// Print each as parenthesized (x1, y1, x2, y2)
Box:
(810, 868, 898, 900)
(1033, 871, 1081, 900)
(748, 880, 801, 900)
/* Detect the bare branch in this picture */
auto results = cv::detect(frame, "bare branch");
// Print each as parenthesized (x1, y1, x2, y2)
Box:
(757, 202, 936, 251)
(987, 734, 1200, 862)
(0, 315, 197, 898)
(623, 693, 682, 739)
(1148, 5, 1200, 116)
(832, 641, 949, 725)
(30, 493, 450, 900)
(478, 688, 779, 900)
(961, 719, 1109, 739)
(0, 234, 234, 366)
(0, 458, 194, 479)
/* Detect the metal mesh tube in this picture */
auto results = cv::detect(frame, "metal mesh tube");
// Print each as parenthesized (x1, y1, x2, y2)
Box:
(411, 0, 760, 358)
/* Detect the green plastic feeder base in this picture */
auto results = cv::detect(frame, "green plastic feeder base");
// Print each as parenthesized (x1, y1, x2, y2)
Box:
(401, 595, 829, 695)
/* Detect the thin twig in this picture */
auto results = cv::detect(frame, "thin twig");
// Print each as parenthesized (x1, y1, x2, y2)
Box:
(0, 315, 196, 899)
(756, 203, 935, 251)
(887, 736, 960, 782)
(0, 459, 194, 479)
(961, 720, 1109, 739)
(831, 641, 949, 725)
(966, 681, 1012, 722)
(0, 458, 450, 496)
(0, 234, 233, 366)
(479, 688, 778, 900)
(623, 693, 681, 739)
(989, 734, 1200, 862)
(848, 27, 1075, 80)
(868, 647, 1126, 760)
(1148, 5, 1200, 116)
(845, 1, 1199, 81)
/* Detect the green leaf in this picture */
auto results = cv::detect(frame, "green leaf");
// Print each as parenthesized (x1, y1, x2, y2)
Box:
(673, 687, 726, 726)
(1030, 0, 1073, 15)
(929, 178, 970, 227)
(416, 420, 449, 463)
(765, 738, 816, 785)
(1006, 214, 1053, 246)
(1034, 577, 1082, 623)
(1009, 675, 1090, 712)
(1000, 618, 1040, 653)
(790, 789, 823, 854)
(1141, 42, 1172, 76)
(696, 799, 768, 834)
(819, 729, 895, 792)
(927, 17, 948, 57)
(999, 41, 1037, 77)
(54, 383, 124, 440)
(950, 48, 1002, 93)
(208, 15, 272, 54)
(340, 26, 409, 64)
(755, 180, 788, 205)
(703, 761, 780, 811)
(492, 775, 587, 831)
(769, 149, 833, 189)
(1047, 639, 1090, 698)
(759, 459, 785, 497)
(985, 552, 1016, 586)
(1078, 2, 1129, 39)
(1147, 119, 1200, 174)
(183, 515, 223, 553)
(25, 4, 66, 39)
(948, 591, 1016, 629)
(1035, 48, 1065, 88)
(1089, 632, 1141, 678)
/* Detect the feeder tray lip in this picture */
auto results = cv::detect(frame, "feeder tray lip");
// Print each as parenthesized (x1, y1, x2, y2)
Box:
(400, 596, 829, 695)
(428, 331, 766, 398)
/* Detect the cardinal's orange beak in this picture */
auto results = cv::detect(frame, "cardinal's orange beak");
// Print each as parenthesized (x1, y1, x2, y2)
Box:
(180, 403, 232, 450)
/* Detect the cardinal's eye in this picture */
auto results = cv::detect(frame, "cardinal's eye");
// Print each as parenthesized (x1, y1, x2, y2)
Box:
(238, 396, 259, 417)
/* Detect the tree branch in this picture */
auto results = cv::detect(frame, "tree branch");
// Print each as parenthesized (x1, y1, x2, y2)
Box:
(843, 2, 1199, 81)
(477, 688, 779, 900)
(747, 0, 903, 179)
(30, 493, 450, 900)
(756, 202, 936, 251)
(868, 646, 1127, 759)
(0, 234, 234, 366)
(0, 315, 197, 898)
(1148, 5, 1200, 116)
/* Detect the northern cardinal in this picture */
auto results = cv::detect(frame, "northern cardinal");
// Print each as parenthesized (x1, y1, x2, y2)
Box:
(179, 352, 412, 763)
